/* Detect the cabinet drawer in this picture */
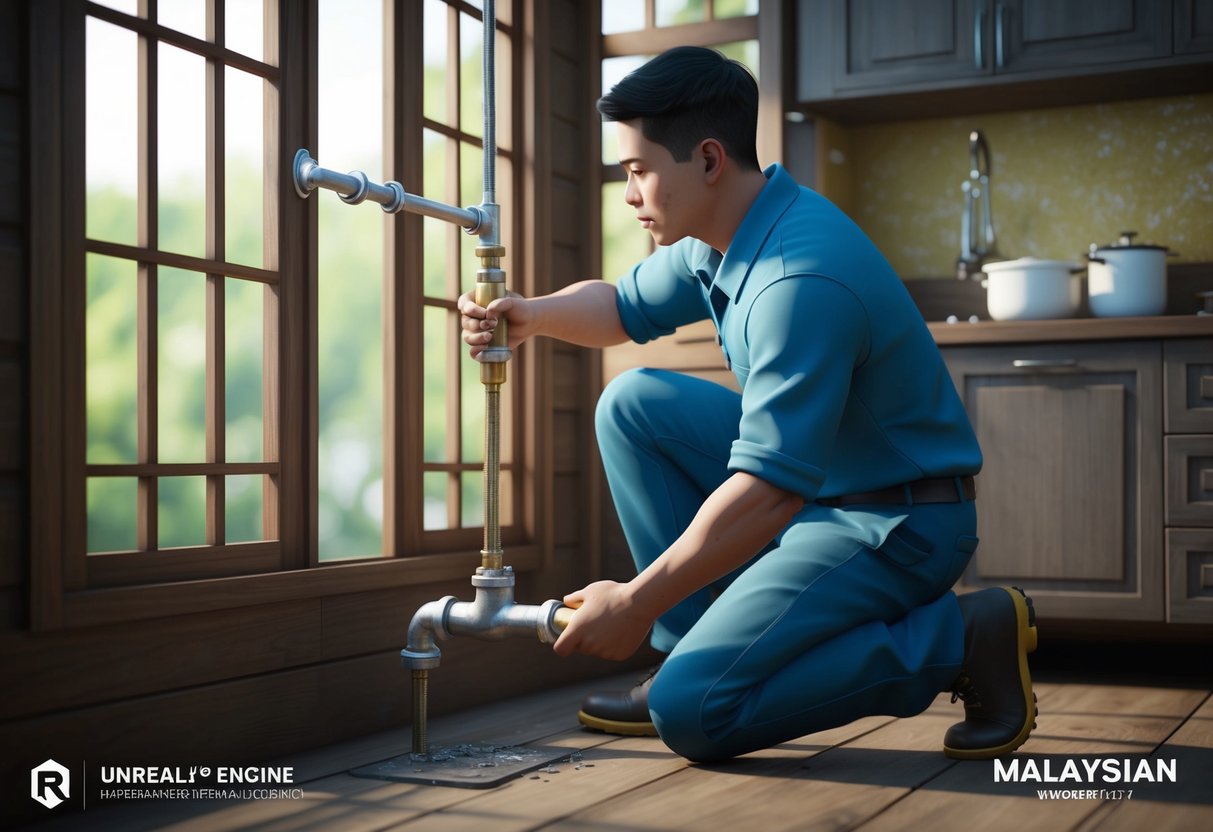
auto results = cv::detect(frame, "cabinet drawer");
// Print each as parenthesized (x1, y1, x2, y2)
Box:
(1165, 339, 1213, 433)
(1166, 435, 1213, 526)
(1168, 528, 1213, 623)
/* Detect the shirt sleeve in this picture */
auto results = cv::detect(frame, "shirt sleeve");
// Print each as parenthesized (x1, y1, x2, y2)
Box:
(614, 240, 710, 344)
(728, 275, 871, 501)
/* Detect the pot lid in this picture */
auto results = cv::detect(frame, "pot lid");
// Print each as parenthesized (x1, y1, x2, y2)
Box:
(1091, 231, 1169, 251)
(981, 256, 1083, 273)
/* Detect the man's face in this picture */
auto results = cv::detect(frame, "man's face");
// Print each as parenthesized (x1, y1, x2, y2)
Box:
(616, 120, 706, 247)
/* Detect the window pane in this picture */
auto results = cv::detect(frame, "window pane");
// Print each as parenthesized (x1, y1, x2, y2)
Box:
(318, 0, 384, 560)
(88, 477, 137, 553)
(226, 475, 266, 543)
(158, 43, 207, 258)
(601, 182, 653, 282)
(226, 67, 265, 268)
(423, 0, 449, 125)
(422, 130, 451, 298)
(92, 0, 139, 15)
(601, 56, 648, 164)
(716, 0, 759, 18)
(86, 254, 138, 464)
(718, 39, 760, 80)
(226, 0, 264, 61)
(459, 141, 483, 293)
(423, 471, 449, 530)
(86, 17, 138, 245)
(225, 278, 263, 462)
(656, 0, 706, 26)
(158, 0, 206, 39)
(158, 267, 207, 463)
(493, 28, 512, 152)
(460, 470, 483, 528)
(459, 11, 484, 139)
(461, 344, 482, 463)
(159, 476, 206, 548)
(423, 306, 450, 462)
(602, 0, 645, 34)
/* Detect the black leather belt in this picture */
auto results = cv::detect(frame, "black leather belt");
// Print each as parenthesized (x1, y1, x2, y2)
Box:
(817, 476, 976, 507)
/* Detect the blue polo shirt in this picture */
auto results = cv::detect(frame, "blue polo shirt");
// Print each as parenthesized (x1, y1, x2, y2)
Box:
(613, 164, 982, 502)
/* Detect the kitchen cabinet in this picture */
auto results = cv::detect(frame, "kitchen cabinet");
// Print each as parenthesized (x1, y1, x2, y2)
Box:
(1176, 0, 1213, 55)
(1164, 338, 1213, 622)
(943, 341, 1164, 621)
(797, 0, 1210, 116)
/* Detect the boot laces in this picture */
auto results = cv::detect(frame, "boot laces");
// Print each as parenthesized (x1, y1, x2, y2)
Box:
(950, 671, 982, 708)
(634, 663, 661, 688)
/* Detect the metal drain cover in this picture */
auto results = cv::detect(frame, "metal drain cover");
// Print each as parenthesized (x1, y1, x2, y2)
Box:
(350, 742, 574, 789)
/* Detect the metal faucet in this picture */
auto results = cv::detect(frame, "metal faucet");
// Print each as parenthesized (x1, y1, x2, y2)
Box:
(956, 130, 999, 280)
(292, 0, 576, 757)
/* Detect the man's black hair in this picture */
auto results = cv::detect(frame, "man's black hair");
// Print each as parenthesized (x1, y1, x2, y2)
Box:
(597, 46, 761, 171)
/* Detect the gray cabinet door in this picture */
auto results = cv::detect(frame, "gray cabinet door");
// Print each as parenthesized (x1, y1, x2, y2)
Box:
(945, 341, 1164, 621)
(1176, 0, 1213, 54)
(816, 0, 987, 94)
(996, 0, 1172, 74)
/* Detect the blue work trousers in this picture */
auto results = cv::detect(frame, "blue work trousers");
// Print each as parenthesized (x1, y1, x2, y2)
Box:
(596, 368, 976, 762)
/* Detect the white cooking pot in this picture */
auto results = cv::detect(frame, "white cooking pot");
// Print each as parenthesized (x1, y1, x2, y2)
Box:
(1086, 231, 1174, 317)
(981, 257, 1084, 321)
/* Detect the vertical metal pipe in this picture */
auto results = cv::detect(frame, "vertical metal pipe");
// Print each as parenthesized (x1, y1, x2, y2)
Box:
(411, 669, 429, 755)
(482, 0, 496, 207)
(483, 387, 502, 565)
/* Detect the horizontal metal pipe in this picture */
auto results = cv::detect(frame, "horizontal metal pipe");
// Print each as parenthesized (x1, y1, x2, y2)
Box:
(293, 148, 483, 232)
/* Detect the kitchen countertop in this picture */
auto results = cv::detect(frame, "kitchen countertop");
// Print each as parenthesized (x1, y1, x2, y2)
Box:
(927, 314, 1213, 346)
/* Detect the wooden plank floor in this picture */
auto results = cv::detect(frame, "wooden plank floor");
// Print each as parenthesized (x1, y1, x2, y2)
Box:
(25, 662, 1213, 832)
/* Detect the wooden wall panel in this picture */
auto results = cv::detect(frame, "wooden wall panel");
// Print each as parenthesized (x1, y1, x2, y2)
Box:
(553, 409, 581, 473)
(0, 476, 19, 588)
(0, 94, 19, 226)
(0, 360, 20, 472)
(551, 115, 580, 179)
(551, 240, 582, 285)
(0, 229, 23, 342)
(550, 53, 580, 122)
(551, 176, 581, 248)
(0, 1, 19, 92)
(552, 348, 584, 409)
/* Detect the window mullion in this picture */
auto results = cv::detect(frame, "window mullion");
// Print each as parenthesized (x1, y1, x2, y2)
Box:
(137, 0, 159, 552)
(205, 0, 226, 546)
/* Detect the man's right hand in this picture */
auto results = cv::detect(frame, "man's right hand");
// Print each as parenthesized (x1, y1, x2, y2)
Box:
(458, 290, 535, 359)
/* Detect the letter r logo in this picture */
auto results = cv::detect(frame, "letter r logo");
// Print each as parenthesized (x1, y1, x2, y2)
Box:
(31, 759, 70, 809)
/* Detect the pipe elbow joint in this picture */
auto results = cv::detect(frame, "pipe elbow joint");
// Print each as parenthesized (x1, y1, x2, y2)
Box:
(401, 595, 458, 670)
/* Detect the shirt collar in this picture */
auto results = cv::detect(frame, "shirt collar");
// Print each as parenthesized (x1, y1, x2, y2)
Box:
(711, 163, 800, 304)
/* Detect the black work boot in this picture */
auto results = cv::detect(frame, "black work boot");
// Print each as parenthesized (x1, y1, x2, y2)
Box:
(577, 665, 660, 737)
(944, 586, 1039, 760)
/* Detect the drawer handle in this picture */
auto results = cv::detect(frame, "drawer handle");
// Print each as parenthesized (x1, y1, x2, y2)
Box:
(1012, 359, 1078, 369)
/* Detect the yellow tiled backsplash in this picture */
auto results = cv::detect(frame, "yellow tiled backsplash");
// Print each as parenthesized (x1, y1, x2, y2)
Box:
(840, 93, 1213, 280)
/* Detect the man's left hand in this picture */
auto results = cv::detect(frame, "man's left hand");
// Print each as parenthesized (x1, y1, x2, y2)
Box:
(552, 580, 653, 661)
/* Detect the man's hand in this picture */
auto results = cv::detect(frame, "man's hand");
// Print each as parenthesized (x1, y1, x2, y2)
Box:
(458, 290, 536, 357)
(552, 580, 653, 661)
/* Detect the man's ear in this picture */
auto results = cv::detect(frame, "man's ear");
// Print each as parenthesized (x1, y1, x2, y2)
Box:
(699, 139, 726, 184)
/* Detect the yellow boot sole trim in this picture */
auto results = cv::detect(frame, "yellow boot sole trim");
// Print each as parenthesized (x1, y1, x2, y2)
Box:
(577, 710, 658, 737)
(944, 586, 1039, 761)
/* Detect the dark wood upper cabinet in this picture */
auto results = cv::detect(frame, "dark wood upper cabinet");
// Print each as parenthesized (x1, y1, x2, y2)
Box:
(797, 0, 1213, 119)
(1000, 0, 1171, 74)
(831, 0, 984, 92)
(1176, 0, 1213, 54)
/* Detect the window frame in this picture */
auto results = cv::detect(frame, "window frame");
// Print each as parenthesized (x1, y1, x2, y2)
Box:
(28, 0, 538, 631)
